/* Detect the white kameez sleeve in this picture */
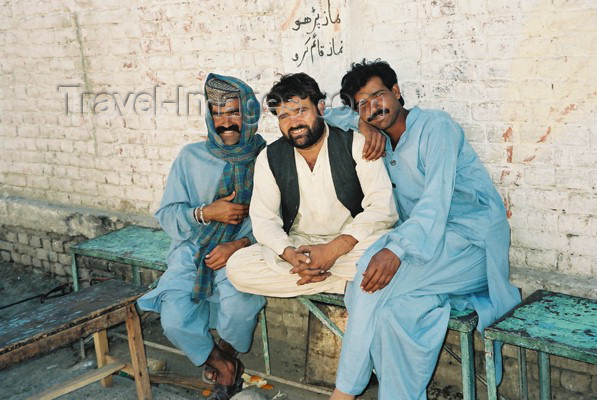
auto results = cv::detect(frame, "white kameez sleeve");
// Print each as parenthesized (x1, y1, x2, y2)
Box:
(250, 150, 293, 255)
(340, 133, 398, 241)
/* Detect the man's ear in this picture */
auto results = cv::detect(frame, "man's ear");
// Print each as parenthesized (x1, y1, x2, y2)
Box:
(392, 84, 402, 101)
(317, 99, 326, 116)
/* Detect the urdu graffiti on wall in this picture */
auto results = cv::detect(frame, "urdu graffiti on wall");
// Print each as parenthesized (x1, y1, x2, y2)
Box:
(282, 0, 349, 99)
(290, 0, 344, 67)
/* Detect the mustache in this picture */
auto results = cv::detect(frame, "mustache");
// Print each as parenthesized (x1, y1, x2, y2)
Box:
(367, 109, 389, 122)
(288, 125, 310, 135)
(215, 124, 240, 134)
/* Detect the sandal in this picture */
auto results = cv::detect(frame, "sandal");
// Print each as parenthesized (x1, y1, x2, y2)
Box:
(202, 340, 239, 385)
(207, 358, 244, 400)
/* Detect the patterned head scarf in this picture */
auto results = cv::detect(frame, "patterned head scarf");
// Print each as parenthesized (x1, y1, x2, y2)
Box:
(192, 73, 266, 301)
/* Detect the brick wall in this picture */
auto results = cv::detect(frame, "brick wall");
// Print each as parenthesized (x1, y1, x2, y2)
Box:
(1, 0, 595, 283)
(349, 0, 597, 283)
(1, 0, 596, 396)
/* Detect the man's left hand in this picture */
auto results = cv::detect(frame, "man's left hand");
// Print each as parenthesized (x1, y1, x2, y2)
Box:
(288, 244, 333, 286)
(361, 248, 401, 293)
(295, 235, 357, 273)
(205, 238, 250, 270)
(294, 242, 339, 273)
(359, 118, 386, 161)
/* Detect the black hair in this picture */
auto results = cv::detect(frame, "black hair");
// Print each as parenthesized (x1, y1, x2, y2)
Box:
(340, 59, 404, 109)
(266, 73, 326, 115)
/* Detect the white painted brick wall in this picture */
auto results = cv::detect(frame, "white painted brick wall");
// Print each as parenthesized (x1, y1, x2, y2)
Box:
(0, 0, 596, 280)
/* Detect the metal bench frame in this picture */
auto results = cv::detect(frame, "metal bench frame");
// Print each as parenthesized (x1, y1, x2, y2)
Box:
(70, 225, 497, 398)
(484, 289, 597, 400)
(295, 293, 479, 400)
(69, 225, 272, 375)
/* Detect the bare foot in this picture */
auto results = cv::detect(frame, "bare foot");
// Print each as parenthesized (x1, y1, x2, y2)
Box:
(330, 388, 355, 400)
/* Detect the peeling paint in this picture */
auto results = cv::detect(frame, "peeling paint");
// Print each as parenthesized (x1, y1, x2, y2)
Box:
(145, 71, 165, 86)
(500, 169, 511, 183)
(280, 0, 302, 31)
(537, 126, 551, 143)
(506, 146, 513, 163)
(556, 103, 579, 123)
(504, 198, 512, 219)
(503, 127, 513, 142)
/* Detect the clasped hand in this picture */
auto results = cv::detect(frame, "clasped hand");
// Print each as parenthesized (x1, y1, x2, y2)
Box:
(281, 235, 357, 286)
(281, 242, 340, 286)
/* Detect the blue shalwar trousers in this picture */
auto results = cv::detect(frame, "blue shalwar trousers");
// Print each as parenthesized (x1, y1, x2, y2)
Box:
(336, 230, 494, 400)
(138, 267, 265, 366)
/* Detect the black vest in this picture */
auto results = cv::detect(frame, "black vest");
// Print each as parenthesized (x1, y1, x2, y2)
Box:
(266, 126, 364, 233)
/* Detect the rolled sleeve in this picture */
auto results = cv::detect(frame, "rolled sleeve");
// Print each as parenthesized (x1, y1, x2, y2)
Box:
(384, 241, 407, 262)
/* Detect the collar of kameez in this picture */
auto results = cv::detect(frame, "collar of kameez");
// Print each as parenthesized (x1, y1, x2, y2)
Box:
(405, 106, 421, 131)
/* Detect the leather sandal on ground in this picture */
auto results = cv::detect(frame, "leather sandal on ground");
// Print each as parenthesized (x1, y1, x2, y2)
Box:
(207, 358, 244, 400)
(202, 340, 239, 385)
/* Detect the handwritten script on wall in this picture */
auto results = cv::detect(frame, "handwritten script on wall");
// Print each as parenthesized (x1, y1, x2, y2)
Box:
(290, 0, 343, 67)
(282, 0, 349, 96)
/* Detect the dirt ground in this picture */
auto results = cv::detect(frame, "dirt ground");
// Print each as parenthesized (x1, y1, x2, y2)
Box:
(0, 262, 461, 399)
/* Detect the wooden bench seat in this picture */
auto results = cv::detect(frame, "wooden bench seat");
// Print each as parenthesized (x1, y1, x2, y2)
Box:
(0, 279, 152, 400)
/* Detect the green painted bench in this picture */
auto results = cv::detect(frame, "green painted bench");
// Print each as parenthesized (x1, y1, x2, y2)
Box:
(298, 293, 480, 400)
(484, 289, 597, 400)
(70, 225, 170, 291)
(70, 225, 482, 398)
(69, 225, 271, 375)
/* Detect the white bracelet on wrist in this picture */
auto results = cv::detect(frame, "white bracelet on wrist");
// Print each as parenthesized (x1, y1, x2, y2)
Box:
(199, 204, 208, 226)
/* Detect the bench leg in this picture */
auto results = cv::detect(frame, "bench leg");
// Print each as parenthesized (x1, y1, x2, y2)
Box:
(460, 331, 475, 400)
(538, 351, 551, 400)
(259, 308, 271, 375)
(298, 297, 344, 339)
(517, 347, 528, 400)
(484, 338, 498, 400)
(125, 304, 152, 400)
(132, 265, 141, 286)
(93, 330, 113, 387)
(71, 253, 79, 292)
(71, 253, 87, 361)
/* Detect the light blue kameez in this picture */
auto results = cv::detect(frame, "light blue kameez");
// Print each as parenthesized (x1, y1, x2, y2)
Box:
(137, 142, 266, 366)
(136, 108, 357, 366)
(334, 107, 521, 399)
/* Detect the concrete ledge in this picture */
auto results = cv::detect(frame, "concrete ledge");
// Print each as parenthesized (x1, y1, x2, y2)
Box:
(0, 194, 157, 278)
(0, 194, 156, 238)
(511, 265, 597, 300)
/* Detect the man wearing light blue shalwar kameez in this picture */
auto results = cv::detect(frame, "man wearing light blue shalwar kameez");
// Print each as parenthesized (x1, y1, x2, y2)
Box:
(136, 144, 265, 365)
(329, 61, 521, 400)
(137, 74, 266, 378)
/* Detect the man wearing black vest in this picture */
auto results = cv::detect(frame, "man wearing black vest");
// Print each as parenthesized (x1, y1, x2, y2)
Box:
(227, 73, 397, 297)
